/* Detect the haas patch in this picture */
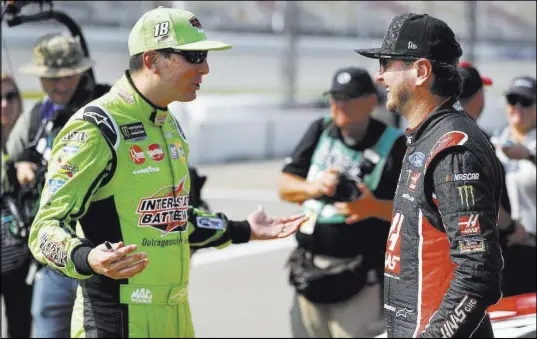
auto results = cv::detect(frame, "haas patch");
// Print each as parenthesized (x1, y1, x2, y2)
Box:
(426, 131, 468, 169)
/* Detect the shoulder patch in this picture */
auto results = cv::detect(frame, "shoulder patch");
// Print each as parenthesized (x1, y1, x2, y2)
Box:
(80, 105, 120, 151)
(426, 131, 468, 169)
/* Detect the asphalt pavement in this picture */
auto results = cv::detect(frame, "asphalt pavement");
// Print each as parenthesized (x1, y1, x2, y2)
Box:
(1, 159, 305, 338)
(189, 159, 302, 338)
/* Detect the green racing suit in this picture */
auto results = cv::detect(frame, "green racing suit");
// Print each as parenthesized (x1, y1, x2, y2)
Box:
(28, 71, 252, 338)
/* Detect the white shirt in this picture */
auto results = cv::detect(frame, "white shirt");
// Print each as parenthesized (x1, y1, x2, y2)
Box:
(493, 128, 536, 235)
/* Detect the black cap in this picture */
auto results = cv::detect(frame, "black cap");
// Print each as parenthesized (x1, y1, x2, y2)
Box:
(324, 67, 376, 98)
(504, 76, 536, 101)
(355, 13, 462, 64)
(458, 61, 493, 100)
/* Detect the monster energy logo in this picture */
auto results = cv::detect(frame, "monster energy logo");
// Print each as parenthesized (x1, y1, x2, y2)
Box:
(120, 122, 147, 141)
(457, 185, 475, 209)
(121, 125, 131, 139)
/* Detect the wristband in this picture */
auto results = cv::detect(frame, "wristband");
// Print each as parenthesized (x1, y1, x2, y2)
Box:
(227, 220, 251, 244)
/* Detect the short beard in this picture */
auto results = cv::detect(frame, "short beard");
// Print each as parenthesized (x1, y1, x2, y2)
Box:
(387, 86, 411, 115)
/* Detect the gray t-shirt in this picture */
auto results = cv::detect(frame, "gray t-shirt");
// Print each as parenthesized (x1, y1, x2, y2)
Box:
(493, 127, 536, 236)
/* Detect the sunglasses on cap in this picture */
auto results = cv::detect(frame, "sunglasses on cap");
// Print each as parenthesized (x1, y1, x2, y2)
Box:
(506, 94, 535, 108)
(1, 91, 18, 102)
(159, 48, 208, 65)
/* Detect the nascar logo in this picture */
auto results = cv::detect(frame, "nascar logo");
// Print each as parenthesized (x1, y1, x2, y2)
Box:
(446, 173, 480, 182)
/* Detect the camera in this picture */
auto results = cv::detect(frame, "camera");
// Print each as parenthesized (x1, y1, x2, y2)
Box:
(319, 149, 380, 203)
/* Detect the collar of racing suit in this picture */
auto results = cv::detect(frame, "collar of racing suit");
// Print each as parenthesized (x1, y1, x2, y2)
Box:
(114, 70, 170, 127)
(404, 96, 462, 146)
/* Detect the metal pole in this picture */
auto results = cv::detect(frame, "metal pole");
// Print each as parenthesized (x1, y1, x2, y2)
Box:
(466, 1, 478, 64)
(281, 1, 299, 108)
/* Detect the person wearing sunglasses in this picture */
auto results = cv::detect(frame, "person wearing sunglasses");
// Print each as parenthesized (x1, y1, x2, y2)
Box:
(27, 7, 308, 338)
(1, 73, 34, 339)
(458, 64, 535, 297)
(1, 74, 23, 149)
(491, 76, 536, 298)
(280, 67, 406, 338)
(356, 13, 505, 338)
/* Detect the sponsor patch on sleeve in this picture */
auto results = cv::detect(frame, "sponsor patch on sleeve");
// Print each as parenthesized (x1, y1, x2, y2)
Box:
(57, 158, 79, 178)
(61, 131, 88, 142)
(196, 217, 225, 230)
(62, 144, 80, 154)
(458, 237, 486, 254)
(458, 214, 481, 236)
(446, 173, 480, 182)
(39, 233, 68, 267)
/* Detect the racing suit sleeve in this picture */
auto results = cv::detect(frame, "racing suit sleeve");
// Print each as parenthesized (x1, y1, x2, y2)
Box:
(419, 148, 503, 338)
(188, 208, 250, 250)
(28, 119, 114, 279)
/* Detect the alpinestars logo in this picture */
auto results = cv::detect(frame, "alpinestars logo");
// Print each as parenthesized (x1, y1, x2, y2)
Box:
(136, 176, 190, 235)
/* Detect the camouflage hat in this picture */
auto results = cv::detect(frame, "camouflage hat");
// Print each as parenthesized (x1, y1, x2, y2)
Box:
(19, 33, 94, 78)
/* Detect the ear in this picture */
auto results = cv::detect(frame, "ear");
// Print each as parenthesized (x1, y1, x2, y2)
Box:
(142, 51, 160, 74)
(415, 58, 433, 87)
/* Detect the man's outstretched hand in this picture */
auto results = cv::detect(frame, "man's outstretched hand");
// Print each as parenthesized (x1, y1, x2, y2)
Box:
(88, 241, 149, 280)
(247, 205, 309, 241)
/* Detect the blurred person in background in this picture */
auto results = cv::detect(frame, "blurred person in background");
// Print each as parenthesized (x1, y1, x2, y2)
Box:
(491, 76, 536, 297)
(356, 13, 504, 338)
(27, 6, 307, 338)
(1, 74, 23, 148)
(1, 73, 33, 338)
(280, 67, 406, 338)
(457, 61, 493, 123)
(5, 33, 111, 338)
(458, 63, 534, 297)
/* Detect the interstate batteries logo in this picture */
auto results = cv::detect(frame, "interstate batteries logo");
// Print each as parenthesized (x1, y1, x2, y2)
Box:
(136, 176, 190, 235)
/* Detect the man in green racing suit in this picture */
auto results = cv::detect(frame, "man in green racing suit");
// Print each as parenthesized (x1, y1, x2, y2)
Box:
(28, 6, 308, 338)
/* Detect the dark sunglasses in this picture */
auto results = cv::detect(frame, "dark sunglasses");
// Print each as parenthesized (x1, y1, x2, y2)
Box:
(159, 48, 208, 64)
(1, 91, 18, 102)
(379, 56, 438, 70)
(506, 94, 535, 108)
(379, 56, 418, 69)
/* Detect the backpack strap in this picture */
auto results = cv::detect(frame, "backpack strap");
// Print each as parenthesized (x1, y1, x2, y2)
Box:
(322, 115, 333, 129)
(363, 125, 403, 189)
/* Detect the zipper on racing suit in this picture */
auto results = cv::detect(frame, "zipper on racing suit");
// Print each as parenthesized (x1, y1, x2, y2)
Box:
(159, 123, 185, 336)
(158, 124, 184, 281)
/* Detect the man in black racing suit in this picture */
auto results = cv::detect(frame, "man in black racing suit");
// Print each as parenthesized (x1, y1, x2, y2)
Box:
(356, 13, 504, 338)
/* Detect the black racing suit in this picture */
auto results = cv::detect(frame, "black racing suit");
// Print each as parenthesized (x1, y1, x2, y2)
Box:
(384, 98, 504, 338)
